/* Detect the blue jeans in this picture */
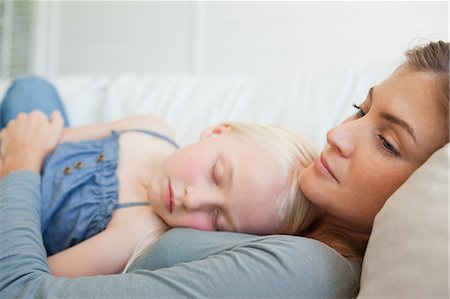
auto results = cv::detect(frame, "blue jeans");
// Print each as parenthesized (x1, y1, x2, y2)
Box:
(0, 76, 70, 130)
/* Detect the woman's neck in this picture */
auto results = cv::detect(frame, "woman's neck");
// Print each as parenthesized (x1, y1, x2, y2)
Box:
(304, 214, 370, 263)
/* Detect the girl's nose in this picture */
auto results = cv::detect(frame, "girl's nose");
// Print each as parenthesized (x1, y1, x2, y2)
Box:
(181, 186, 218, 211)
(326, 120, 357, 158)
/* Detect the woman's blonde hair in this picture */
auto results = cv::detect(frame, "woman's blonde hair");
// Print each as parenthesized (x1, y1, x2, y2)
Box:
(404, 40, 449, 122)
(405, 40, 449, 75)
(225, 122, 321, 234)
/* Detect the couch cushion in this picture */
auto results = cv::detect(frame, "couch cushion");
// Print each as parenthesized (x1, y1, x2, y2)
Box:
(358, 144, 449, 298)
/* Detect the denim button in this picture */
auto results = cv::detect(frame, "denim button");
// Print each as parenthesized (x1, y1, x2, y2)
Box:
(96, 153, 105, 163)
(63, 166, 72, 175)
(74, 161, 84, 169)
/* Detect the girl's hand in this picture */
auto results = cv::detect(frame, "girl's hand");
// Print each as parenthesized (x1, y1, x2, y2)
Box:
(0, 110, 64, 177)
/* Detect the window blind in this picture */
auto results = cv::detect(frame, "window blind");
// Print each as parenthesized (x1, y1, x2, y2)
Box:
(0, 0, 34, 80)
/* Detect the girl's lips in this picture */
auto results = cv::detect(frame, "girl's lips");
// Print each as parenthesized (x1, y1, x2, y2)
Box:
(314, 154, 339, 182)
(163, 181, 174, 212)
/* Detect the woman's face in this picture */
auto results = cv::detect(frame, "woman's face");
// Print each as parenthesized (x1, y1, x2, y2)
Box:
(300, 65, 448, 233)
(147, 126, 288, 234)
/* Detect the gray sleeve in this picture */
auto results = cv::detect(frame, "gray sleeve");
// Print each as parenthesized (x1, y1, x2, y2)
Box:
(0, 171, 359, 299)
(130, 228, 360, 298)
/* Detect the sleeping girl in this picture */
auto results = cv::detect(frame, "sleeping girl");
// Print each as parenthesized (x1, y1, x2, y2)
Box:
(0, 83, 320, 277)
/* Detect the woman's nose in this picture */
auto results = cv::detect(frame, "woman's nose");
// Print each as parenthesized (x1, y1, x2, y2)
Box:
(326, 120, 356, 158)
(181, 186, 218, 211)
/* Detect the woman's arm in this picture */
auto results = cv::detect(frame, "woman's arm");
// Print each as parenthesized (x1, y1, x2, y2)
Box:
(59, 115, 175, 143)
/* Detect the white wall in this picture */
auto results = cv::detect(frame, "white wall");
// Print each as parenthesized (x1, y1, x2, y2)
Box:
(34, 1, 448, 76)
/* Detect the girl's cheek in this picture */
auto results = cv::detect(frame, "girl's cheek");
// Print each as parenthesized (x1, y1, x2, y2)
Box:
(179, 155, 206, 179)
(180, 215, 214, 231)
(167, 154, 204, 181)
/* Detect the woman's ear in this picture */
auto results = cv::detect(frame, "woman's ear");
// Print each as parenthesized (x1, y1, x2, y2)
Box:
(200, 124, 231, 140)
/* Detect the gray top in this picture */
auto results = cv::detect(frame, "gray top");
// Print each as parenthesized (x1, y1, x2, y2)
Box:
(0, 170, 360, 298)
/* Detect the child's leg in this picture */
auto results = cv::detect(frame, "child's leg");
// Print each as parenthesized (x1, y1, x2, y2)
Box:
(0, 76, 70, 130)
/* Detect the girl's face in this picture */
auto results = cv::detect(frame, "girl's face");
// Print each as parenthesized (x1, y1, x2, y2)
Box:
(147, 126, 288, 234)
(300, 65, 448, 233)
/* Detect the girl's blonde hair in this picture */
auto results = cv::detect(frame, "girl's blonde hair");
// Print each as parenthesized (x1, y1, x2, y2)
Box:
(225, 122, 321, 234)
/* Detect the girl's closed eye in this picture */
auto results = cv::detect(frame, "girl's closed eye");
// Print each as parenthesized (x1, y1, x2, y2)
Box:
(210, 159, 223, 187)
(212, 209, 221, 231)
(210, 161, 218, 186)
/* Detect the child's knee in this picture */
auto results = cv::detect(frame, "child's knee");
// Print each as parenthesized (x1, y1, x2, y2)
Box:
(10, 76, 53, 91)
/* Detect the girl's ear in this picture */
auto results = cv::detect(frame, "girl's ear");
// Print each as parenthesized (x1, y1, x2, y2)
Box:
(200, 124, 231, 140)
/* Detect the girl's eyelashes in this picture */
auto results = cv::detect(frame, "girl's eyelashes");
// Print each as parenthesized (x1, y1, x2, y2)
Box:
(210, 161, 218, 185)
(211, 159, 223, 187)
(352, 103, 366, 118)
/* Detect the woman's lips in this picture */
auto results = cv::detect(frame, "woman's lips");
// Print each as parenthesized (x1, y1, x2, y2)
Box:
(314, 154, 339, 182)
(163, 181, 174, 212)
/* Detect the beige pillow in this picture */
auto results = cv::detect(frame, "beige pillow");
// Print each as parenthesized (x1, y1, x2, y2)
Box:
(358, 144, 449, 298)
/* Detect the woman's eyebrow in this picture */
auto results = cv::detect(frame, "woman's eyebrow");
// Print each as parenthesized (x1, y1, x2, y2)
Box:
(370, 87, 417, 144)
(380, 112, 417, 144)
